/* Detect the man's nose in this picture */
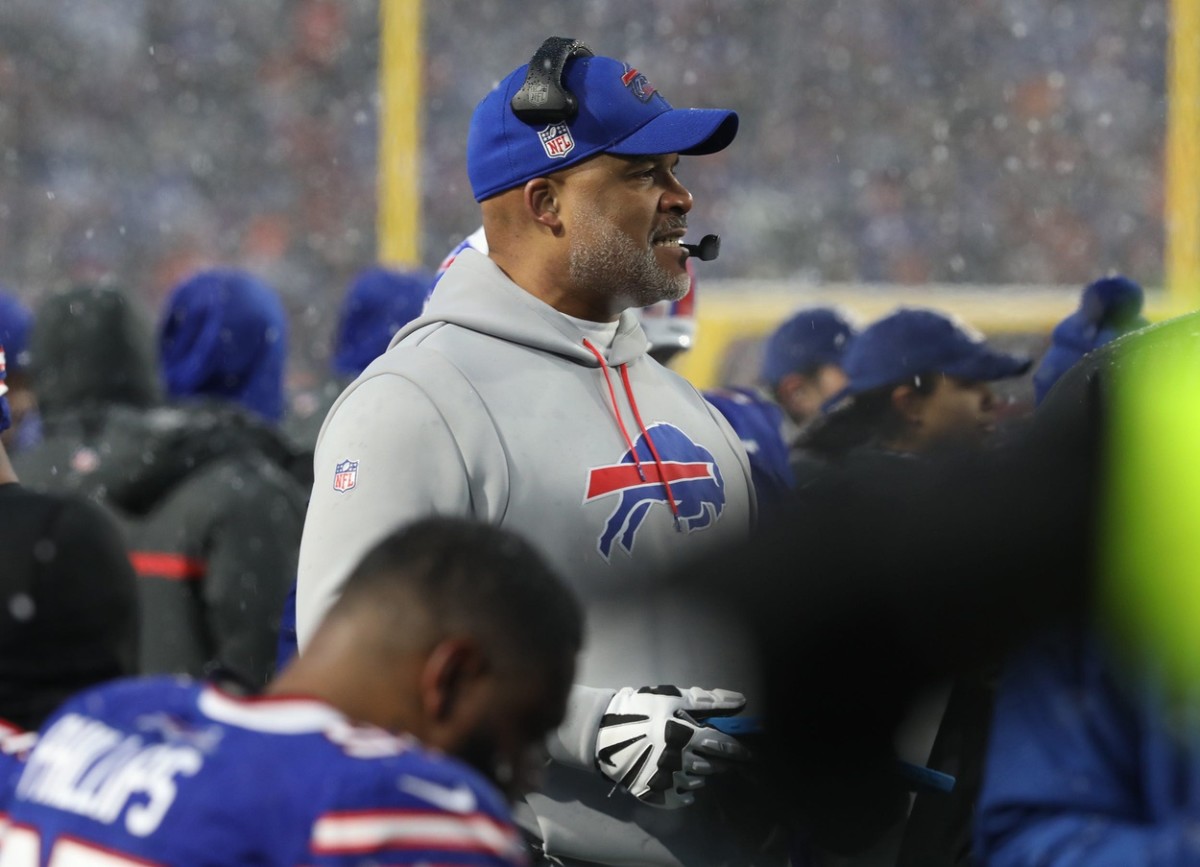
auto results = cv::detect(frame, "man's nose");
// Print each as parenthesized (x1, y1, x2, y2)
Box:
(661, 176, 693, 214)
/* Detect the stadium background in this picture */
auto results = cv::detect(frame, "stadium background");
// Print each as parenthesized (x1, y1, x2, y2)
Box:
(0, 0, 1189, 395)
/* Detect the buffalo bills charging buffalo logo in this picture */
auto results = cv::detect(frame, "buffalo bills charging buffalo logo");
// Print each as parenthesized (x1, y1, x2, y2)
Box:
(621, 64, 657, 103)
(585, 423, 725, 560)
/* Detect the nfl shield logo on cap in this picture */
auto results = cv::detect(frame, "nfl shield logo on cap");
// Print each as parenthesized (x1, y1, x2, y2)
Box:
(538, 122, 575, 159)
(333, 459, 359, 493)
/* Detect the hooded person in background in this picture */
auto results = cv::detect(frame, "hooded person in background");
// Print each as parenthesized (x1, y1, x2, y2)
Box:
(705, 307, 857, 518)
(0, 291, 39, 451)
(13, 284, 306, 689)
(159, 268, 289, 425)
(284, 265, 433, 488)
(1031, 274, 1149, 406)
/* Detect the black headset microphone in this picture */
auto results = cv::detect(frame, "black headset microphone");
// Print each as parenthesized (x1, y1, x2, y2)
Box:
(681, 235, 720, 262)
(512, 37, 724, 265)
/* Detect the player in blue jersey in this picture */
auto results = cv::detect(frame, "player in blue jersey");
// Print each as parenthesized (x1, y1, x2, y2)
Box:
(0, 517, 582, 866)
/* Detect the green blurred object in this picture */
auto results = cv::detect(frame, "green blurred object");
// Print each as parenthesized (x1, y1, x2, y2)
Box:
(1103, 315, 1200, 691)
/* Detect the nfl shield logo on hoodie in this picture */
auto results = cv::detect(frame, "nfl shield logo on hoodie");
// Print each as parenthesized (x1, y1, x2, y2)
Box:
(333, 459, 359, 493)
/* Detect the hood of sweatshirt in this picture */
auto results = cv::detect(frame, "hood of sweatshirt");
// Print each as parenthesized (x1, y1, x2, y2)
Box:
(390, 249, 650, 367)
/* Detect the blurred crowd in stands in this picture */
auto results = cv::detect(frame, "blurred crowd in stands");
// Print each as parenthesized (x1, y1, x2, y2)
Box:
(0, 1, 1169, 379)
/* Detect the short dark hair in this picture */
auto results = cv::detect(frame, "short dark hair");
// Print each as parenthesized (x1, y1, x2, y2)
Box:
(338, 517, 583, 669)
(797, 373, 941, 460)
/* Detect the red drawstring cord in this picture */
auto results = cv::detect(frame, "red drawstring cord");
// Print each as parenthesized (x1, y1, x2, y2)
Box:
(582, 339, 647, 482)
(619, 363, 682, 530)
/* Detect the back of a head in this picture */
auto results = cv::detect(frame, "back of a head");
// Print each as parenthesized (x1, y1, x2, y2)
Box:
(0, 491, 138, 729)
(333, 267, 432, 378)
(159, 269, 288, 424)
(30, 285, 160, 418)
(761, 307, 856, 388)
(336, 517, 583, 671)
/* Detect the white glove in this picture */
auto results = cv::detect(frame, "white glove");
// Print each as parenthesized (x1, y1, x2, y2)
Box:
(594, 685, 750, 809)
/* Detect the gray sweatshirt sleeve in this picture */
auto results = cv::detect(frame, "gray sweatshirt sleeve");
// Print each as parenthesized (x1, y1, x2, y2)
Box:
(295, 372, 474, 647)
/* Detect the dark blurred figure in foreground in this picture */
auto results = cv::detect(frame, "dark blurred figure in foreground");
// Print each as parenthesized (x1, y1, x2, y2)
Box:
(0, 341, 138, 737)
(284, 265, 432, 488)
(1031, 274, 1149, 406)
(636, 309, 1101, 859)
(706, 307, 857, 518)
(14, 284, 304, 687)
(976, 311, 1200, 866)
(0, 291, 39, 452)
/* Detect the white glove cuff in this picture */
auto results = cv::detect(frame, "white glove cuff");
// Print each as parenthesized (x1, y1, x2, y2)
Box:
(545, 684, 617, 771)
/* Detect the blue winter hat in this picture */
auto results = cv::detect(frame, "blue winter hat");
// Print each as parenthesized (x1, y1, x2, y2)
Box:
(333, 267, 433, 378)
(761, 308, 856, 386)
(1032, 275, 1148, 405)
(0, 292, 34, 373)
(468, 46, 738, 202)
(159, 269, 288, 423)
(827, 308, 1030, 408)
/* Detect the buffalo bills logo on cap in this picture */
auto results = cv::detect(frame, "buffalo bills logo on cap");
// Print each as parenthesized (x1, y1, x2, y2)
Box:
(585, 423, 725, 560)
(621, 64, 657, 103)
(333, 459, 359, 493)
(538, 122, 575, 159)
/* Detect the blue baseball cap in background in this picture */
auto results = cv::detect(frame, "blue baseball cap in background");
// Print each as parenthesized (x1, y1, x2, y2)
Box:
(828, 308, 1030, 406)
(467, 49, 738, 202)
(761, 308, 857, 386)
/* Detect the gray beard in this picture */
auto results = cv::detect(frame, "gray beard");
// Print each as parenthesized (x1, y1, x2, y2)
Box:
(567, 207, 690, 310)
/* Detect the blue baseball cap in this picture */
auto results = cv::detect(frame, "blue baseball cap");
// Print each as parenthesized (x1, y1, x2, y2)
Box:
(761, 308, 856, 386)
(828, 308, 1031, 406)
(467, 50, 738, 202)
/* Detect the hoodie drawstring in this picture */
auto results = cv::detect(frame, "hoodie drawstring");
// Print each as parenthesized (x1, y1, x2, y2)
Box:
(583, 339, 683, 530)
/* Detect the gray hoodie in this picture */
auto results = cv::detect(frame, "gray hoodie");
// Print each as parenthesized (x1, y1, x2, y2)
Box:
(297, 250, 770, 865)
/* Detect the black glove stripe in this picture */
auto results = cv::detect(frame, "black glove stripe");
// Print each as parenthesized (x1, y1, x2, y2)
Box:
(617, 744, 654, 791)
(597, 734, 647, 768)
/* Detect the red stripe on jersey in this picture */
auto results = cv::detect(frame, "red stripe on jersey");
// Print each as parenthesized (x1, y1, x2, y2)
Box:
(130, 551, 207, 581)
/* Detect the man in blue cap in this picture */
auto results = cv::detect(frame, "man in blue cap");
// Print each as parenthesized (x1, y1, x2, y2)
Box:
(797, 307, 1030, 461)
(706, 307, 857, 516)
(298, 38, 771, 867)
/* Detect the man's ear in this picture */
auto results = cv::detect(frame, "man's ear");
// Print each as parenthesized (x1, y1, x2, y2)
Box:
(420, 637, 487, 724)
(776, 372, 818, 419)
(890, 384, 924, 425)
(524, 178, 562, 231)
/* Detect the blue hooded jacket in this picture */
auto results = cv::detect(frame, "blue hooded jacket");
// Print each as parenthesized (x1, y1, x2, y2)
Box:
(332, 266, 432, 378)
(976, 629, 1200, 866)
(1032, 276, 1149, 405)
(159, 269, 288, 424)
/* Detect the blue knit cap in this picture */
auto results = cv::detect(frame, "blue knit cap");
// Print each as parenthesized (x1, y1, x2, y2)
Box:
(333, 267, 433, 378)
(761, 308, 856, 386)
(0, 292, 34, 373)
(1032, 275, 1148, 405)
(159, 269, 288, 423)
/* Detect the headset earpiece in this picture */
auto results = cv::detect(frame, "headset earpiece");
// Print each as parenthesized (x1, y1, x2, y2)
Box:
(510, 37, 594, 124)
